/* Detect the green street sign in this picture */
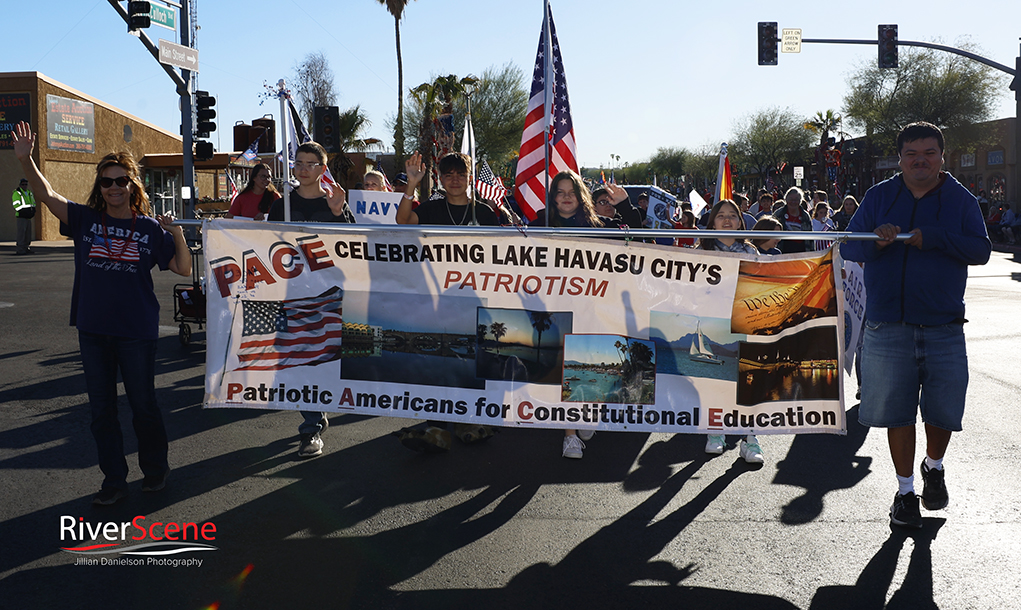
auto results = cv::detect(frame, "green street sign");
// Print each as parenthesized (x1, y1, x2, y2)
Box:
(150, 3, 175, 31)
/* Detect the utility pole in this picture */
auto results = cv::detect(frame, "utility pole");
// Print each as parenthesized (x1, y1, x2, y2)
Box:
(106, 0, 200, 229)
(759, 24, 1021, 203)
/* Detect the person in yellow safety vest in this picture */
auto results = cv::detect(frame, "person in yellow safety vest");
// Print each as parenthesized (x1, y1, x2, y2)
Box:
(13, 178, 37, 255)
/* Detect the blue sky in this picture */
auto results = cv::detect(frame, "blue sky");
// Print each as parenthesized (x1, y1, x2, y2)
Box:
(11, 0, 1018, 169)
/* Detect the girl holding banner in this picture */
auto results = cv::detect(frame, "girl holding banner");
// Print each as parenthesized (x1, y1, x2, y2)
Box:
(698, 200, 766, 464)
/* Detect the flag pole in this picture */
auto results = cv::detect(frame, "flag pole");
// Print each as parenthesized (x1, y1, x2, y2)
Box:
(713, 142, 727, 205)
(542, 0, 552, 227)
(466, 86, 478, 226)
(277, 80, 291, 222)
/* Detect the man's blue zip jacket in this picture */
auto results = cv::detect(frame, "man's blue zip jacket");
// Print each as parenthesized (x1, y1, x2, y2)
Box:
(840, 172, 990, 326)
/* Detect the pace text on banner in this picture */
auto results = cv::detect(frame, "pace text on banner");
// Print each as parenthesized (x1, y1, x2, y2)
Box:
(203, 221, 847, 436)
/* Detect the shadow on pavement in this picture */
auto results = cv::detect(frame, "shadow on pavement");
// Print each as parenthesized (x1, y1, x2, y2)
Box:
(772, 404, 873, 524)
(809, 518, 945, 610)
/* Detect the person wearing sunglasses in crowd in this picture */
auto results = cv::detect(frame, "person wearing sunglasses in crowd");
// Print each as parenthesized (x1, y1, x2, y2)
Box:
(12, 121, 191, 505)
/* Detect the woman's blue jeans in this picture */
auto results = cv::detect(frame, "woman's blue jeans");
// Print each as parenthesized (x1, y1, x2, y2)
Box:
(78, 331, 169, 491)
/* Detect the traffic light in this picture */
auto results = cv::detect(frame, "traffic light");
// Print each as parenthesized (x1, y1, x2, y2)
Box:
(195, 141, 214, 161)
(128, 1, 151, 30)
(878, 25, 898, 69)
(314, 106, 341, 154)
(758, 22, 778, 66)
(196, 91, 216, 138)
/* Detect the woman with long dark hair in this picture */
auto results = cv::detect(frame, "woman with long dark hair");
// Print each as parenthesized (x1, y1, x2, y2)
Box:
(13, 121, 191, 505)
(227, 163, 279, 220)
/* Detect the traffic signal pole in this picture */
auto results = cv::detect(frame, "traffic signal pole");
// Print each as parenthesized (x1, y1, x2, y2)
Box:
(106, 0, 197, 228)
(759, 23, 1020, 205)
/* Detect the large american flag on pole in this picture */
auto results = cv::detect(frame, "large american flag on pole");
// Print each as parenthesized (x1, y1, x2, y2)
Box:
(514, 0, 578, 221)
(233, 287, 344, 371)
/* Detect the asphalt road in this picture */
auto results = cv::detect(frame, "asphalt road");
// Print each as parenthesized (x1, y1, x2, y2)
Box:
(1, 243, 1019, 610)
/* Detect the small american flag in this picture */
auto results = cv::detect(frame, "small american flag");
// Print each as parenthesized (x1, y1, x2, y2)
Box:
(233, 287, 344, 371)
(89, 234, 139, 261)
(513, 1, 578, 221)
(475, 159, 507, 202)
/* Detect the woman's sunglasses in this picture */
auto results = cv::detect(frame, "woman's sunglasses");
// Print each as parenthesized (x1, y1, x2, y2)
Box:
(99, 176, 131, 188)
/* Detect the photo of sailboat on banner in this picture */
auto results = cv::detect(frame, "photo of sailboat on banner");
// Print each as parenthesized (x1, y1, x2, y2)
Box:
(689, 320, 724, 365)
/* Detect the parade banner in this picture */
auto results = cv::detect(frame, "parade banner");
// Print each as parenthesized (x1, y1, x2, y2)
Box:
(349, 190, 402, 225)
(203, 221, 847, 435)
(841, 260, 866, 375)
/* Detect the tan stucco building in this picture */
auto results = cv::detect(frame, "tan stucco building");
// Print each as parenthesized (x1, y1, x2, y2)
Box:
(1, 72, 226, 242)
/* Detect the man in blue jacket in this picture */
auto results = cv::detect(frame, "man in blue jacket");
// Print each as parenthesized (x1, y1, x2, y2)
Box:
(841, 122, 990, 529)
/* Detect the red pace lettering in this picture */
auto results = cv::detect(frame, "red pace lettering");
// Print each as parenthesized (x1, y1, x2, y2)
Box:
(297, 238, 334, 271)
(243, 250, 277, 291)
(211, 257, 241, 298)
(270, 243, 304, 279)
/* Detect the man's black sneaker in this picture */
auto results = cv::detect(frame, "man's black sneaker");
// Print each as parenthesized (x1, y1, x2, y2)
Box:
(920, 460, 949, 510)
(298, 433, 323, 458)
(890, 492, 923, 528)
(92, 488, 127, 506)
(141, 469, 169, 492)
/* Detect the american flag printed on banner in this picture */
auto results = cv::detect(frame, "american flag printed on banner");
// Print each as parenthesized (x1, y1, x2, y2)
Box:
(232, 287, 344, 372)
(514, 1, 578, 221)
(89, 233, 139, 261)
(475, 159, 508, 202)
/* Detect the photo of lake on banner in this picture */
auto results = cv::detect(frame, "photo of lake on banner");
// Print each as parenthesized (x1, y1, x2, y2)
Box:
(338, 291, 485, 389)
(649, 312, 742, 382)
(562, 334, 656, 405)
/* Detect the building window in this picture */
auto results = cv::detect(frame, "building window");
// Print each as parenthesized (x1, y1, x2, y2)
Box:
(146, 169, 181, 218)
(989, 174, 1006, 202)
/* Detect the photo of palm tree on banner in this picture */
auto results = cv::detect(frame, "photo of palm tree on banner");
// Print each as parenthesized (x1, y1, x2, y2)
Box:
(562, 334, 656, 405)
(475, 307, 572, 385)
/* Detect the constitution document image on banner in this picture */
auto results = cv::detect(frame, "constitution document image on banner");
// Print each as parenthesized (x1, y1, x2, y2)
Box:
(731, 251, 838, 336)
(562, 334, 656, 405)
(476, 307, 572, 385)
(339, 290, 486, 390)
(649, 313, 742, 381)
(736, 325, 841, 406)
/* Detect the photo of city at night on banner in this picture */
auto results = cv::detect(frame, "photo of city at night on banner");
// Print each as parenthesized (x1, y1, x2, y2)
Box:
(649, 312, 743, 382)
(562, 334, 656, 405)
(736, 326, 840, 407)
(339, 291, 485, 389)
(476, 308, 573, 385)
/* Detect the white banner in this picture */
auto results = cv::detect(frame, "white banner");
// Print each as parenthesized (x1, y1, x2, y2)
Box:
(841, 260, 866, 375)
(349, 190, 402, 224)
(203, 221, 847, 435)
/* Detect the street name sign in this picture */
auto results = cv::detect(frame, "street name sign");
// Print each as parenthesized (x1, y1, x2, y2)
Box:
(158, 39, 199, 72)
(150, 3, 176, 31)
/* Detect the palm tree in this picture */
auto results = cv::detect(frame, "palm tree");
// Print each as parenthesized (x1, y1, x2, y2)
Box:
(477, 323, 488, 344)
(376, 0, 415, 166)
(326, 105, 382, 187)
(411, 74, 463, 196)
(489, 322, 507, 353)
(613, 340, 628, 366)
(527, 312, 554, 362)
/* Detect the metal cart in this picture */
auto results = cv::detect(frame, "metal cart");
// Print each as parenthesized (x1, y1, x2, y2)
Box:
(172, 244, 205, 346)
